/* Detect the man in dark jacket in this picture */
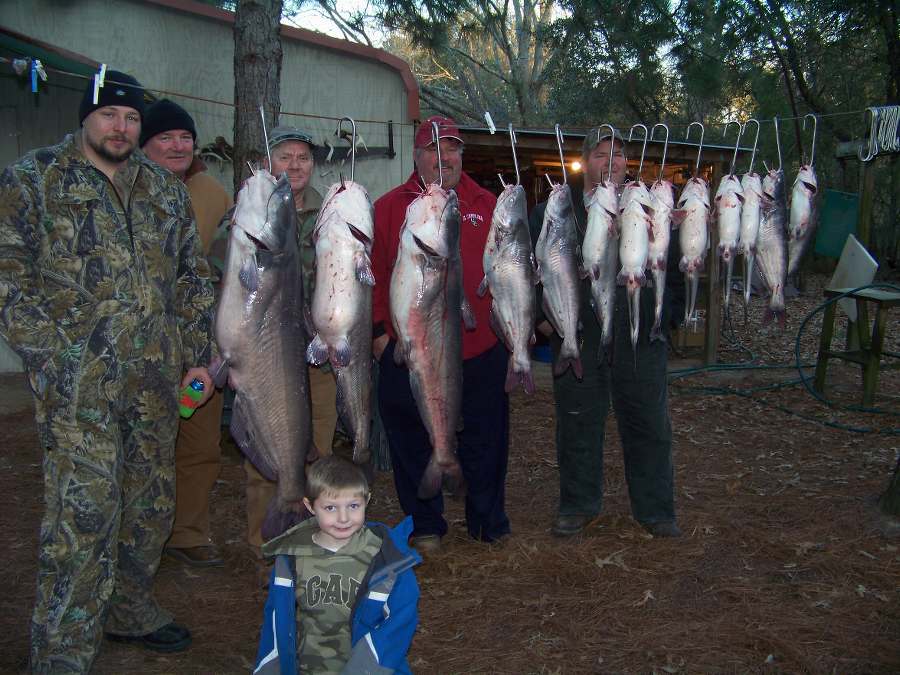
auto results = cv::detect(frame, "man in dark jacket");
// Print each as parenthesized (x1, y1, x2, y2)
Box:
(528, 128, 681, 538)
(371, 116, 510, 552)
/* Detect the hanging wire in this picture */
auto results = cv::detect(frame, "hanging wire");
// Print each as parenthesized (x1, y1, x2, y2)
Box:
(743, 119, 761, 174)
(723, 120, 743, 175)
(802, 113, 817, 167)
(685, 121, 705, 176)
(509, 123, 521, 186)
(431, 120, 443, 188)
(628, 123, 649, 180)
(336, 116, 357, 182)
(650, 123, 669, 182)
(554, 124, 568, 185)
(773, 115, 783, 170)
(259, 104, 272, 169)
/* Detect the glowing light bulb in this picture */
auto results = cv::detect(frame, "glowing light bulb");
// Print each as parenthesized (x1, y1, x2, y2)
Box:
(571, 161, 582, 172)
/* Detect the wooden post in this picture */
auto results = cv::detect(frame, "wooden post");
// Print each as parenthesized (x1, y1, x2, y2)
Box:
(704, 162, 722, 365)
(856, 157, 877, 249)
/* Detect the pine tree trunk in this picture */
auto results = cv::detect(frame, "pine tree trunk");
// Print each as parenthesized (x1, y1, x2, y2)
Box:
(879, 455, 900, 516)
(233, 0, 283, 194)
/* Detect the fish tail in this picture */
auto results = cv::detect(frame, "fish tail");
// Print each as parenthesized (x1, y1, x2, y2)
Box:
(553, 338, 582, 379)
(762, 307, 786, 329)
(504, 356, 535, 394)
(724, 257, 735, 306)
(261, 497, 309, 541)
(628, 286, 641, 351)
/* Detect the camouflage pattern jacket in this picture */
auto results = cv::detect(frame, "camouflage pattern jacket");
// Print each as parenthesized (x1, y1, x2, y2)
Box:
(0, 133, 216, 424)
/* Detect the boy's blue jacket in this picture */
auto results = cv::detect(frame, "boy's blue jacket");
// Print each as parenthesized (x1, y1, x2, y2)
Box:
(253, 516, 421, 675)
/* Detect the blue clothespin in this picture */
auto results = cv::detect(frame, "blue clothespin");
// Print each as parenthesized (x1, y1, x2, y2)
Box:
(30, 58, 38, 92)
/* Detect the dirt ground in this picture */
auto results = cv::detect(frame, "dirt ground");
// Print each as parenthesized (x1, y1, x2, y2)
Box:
(1, 273, 899, 674)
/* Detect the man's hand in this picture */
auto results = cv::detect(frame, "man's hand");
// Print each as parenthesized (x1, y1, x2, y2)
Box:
(181, 367, 214, 406)
(537, 320, 554, 338)
(373, 334, 390, 361)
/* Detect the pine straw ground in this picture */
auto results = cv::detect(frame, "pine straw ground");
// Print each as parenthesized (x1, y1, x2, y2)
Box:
(1, 273, 899, 674)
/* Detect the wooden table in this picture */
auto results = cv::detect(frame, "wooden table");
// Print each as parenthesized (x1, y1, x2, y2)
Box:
(813, 287, 900, 406)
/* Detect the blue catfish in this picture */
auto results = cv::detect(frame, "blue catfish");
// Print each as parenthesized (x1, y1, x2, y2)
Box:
(390, 184, 468, 499)
(758, 168, 788, 327)
(307, 180, 375, 465)
(535, 183, 582, 378)
(215, 170, 312, 538)
(480, 183, 536, 394)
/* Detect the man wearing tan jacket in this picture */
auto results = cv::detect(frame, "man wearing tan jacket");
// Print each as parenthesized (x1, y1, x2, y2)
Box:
(142, 99, 233, 566)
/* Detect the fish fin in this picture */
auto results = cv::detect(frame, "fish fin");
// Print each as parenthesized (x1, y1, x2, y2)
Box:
(802, 181, 817, 193)
(331, 337, 351, 368)
(347, 223, 372, 247)
(230, 398, 277, 482)
(489, 308, 511, 350)
(477, 276, 489, 298)
(670, 209, 688, 226)
(762, 307, 787, 329)
(412, 234, 440, 258)
(649, 322, 666, 343)
(306, 334, 329, 366)
(355, 252, 376, 286)
(418, 456, 444, 500)
(523, 369, 535, 394)
(531, 254, 540, 284)
(462, 296, 477, 331)
(736, 191, 745, 203)
(238, 260, 259, 292)
(209, 356, 229, 388)
(261, 498, 310, 542)
(394, 339, 410, 366)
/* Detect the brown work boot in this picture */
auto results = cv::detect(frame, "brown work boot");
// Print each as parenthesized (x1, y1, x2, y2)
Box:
(552, 513, 600, 537)
(165, 544, 225, 567)
(641, 521, 683, 538)
(410, 534, 442, 555)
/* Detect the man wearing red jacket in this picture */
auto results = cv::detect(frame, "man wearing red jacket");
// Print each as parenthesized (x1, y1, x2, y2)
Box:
(371, 115, 510, 553)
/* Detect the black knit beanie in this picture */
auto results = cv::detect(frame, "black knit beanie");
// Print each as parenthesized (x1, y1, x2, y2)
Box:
(140, 99, 197, 147)
(78, 70, 146, 125)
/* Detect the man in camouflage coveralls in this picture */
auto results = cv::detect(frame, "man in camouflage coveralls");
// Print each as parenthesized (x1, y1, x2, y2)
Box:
(0, 71, 216, 672)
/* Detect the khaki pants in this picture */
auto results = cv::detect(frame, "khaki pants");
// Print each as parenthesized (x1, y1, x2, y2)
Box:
(166, 389, 224, 549)
(245, 366, 337, 549)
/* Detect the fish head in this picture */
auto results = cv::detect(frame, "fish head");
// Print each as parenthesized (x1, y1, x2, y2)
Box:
(545, 183, 573, 225)
(650, 180, 675, 209)
(233, 170, 297, 255)
(588, 180, 619, 215)
(793, 165, 818, 195)
(492, 184, 528, 235)
(403, 183, 460, 260)
(740, 172, 763, 198)
(315, 179, 374, 250)
(762, 168, 785, 202)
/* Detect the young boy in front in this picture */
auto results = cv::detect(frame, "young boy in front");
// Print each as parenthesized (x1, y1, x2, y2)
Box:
(254, 456, 421, 675)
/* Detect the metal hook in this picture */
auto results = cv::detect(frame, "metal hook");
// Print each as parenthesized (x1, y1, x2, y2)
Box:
(773, 115, 782, 171)
(723, 121, 743, 176)
(259, 105, 272, 170)
(508, 123, 521, 186)
(802, 113, 817, 167)
(628, 123, 649, 180)
(554, 124, 568, 185)
(686, 121, 705, 176)
(743, 119, 761, 174)
(431, 120, 443, 188)
(336, 117, 357, 182)
(592, 124, 618, 185)
(650, 123, 669, 182)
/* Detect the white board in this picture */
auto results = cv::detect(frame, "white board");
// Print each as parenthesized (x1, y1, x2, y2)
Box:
(827, 234, 878, 321)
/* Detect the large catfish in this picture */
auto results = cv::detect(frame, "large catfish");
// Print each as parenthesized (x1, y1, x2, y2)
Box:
(714, 174, 744, 306)
(617, 181, 654, 351)
(757, 168, 788, 327)
(673, 177, 710, 326)
(390, 184, 467, 499)
(787, 164, 819, 276)
(535, 183, 582, 378)
(216, 170, 312, 538)
(480, 183, 536, 394)
(739, 172, 763, 307)
(307, 179, 375, 465)
(648, 178, 674, 341)
(582, 179, 619, 349)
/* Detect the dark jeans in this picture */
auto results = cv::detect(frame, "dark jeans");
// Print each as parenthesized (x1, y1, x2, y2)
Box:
(551, 285, 675, 524)
(378, 341, 511, 541)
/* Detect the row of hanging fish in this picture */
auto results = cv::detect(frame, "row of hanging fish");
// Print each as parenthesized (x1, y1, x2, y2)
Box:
(709, 114, 820, 328)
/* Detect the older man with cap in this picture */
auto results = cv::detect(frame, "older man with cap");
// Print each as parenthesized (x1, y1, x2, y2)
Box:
(0, 71, 216, 670)
(240, 125, 339, 555)
(528, 128, 681, 539)
(141, 99, 233, 568)
(371, 115, 511, 553)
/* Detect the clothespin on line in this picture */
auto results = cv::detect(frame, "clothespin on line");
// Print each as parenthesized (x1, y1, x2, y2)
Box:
(92, 64, 107, 105)
(484, 111, 496, 135)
